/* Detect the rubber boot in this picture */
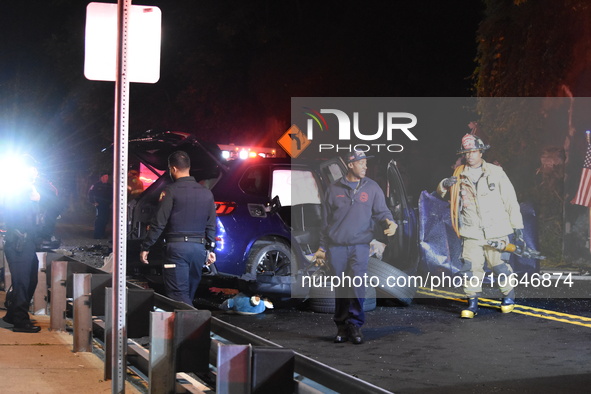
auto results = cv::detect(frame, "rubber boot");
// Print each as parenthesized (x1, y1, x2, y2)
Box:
(501, 289, 515, 313)
(460, 297, 479, 319)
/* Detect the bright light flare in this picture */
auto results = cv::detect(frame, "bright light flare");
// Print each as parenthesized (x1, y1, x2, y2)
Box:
(0, 154, 38, 200)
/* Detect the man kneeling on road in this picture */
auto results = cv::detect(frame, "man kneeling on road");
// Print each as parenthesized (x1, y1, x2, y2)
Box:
(314, 151, 397, 345)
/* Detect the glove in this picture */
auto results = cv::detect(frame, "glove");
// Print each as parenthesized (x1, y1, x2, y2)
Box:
(513, 228, 526, 251)
(383, 218, 398, 236)
(313, 248, 326, 264)
(442, 176, 457, 189)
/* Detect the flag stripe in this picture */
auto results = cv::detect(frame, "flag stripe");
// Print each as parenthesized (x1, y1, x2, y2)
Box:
(572, 167, 591, 207)
(571, 141, 591, 208)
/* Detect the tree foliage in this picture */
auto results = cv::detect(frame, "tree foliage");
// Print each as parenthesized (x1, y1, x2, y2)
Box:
(474, 0, 591, 264)
(474, 0, 591, 97)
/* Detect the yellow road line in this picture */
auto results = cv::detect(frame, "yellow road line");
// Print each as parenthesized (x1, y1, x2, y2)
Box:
(417, 287, 591, 328)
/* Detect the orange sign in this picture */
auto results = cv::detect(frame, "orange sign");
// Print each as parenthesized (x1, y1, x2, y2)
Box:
(277, 124, 311, 158)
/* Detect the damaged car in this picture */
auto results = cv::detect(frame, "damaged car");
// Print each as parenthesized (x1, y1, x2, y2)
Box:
(126, 130, 540, 303)
(126, 131, 421, 301)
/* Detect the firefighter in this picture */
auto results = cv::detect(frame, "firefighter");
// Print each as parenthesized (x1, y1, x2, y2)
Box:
(437, 134, 525, 318)
(127, 169, 144, 200)
(314, 151, 397, 344)
(139, 151, 216, 305)
(2, 155, 42, 332)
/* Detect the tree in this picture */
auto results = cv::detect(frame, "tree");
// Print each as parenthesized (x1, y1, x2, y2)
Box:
(474, 0, 591, 265)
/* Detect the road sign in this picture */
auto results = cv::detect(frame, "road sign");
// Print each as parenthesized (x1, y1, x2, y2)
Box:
(85, 2, 161, 83)
(277, 124, 311, 158)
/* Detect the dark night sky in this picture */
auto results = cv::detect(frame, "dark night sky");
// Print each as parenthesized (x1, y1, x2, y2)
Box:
(0, 0, 485, 182)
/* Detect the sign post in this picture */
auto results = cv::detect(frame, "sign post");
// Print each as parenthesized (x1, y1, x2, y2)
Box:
(112, 1, 130, 392)
(85, 2, 161, 392)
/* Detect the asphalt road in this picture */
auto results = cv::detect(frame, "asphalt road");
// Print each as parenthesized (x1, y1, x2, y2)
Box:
(53, 211, 591, 393)
(209, 284, 591, 393)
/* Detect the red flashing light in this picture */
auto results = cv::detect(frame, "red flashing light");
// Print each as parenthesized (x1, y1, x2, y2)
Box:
(215, 201, 237, 215)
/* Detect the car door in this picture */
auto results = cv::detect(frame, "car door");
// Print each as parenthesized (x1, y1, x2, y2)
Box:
(384, 159, 420, 274)
(317, 157, 347, 186)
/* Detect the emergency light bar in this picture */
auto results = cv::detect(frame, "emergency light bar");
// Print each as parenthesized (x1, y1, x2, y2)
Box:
(217, 144, 276, 160)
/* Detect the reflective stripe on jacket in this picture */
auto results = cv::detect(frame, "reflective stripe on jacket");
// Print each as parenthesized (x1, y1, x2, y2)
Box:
(438, 161, 523, 240)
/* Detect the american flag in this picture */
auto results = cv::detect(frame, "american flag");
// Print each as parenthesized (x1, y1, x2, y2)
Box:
(571, 141, 591, 207)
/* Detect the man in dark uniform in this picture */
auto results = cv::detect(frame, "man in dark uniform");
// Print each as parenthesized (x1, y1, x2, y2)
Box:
(314, 151, 398, 344)
(87, 172, 112, 239)
(2, 155, 42, 333)
(139, 151, 216, 305)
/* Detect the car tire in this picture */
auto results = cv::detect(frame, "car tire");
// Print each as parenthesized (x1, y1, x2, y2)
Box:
(309, 284, 377, 313)
(246, 241, 292, 276)
(367, 257, 416, 306)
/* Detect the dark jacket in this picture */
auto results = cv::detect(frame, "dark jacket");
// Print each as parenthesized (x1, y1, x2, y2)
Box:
(320, 176, 393, 247)
(87, 180, 112, 206)
(141, 176, 216, 251)
(3, 184, 40, 236)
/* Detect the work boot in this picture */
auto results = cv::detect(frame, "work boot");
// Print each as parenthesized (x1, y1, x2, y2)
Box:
(2, 314, 14, 325)
(348, 324, 364, 345)
(460, 297, 479, 319)
(13, 322, 41, 333)
(334, 325, 348, 343)
(501, 290, 516, 313)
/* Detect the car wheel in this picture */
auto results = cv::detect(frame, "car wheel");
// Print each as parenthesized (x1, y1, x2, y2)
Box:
(367, 257, 416, 306)
(308, 284, 377, 313)
(246, 241, 292, 276)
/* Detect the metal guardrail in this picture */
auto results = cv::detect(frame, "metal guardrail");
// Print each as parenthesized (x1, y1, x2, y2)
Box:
(47, 254, 392, 393)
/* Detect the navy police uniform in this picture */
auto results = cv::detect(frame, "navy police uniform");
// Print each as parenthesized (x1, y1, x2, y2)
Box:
(320, 175, 393, 329)
(140, 176, 216, 305)
(3, 183, 41, 331)
(87, 177, 112, 239)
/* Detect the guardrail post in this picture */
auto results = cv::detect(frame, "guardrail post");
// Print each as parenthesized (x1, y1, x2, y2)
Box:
(2, 247, 11, 290)
(32, 252, 48, 315)
(149, 311, 175, 394)
(217, 344, 252, 394)
(128, 288, 154, 339)
(73, 273, 92, 352)
(49, 260, 68, 331)
(252, 347, 295, 393)
(174, 310, 211, 375)
(90, 273, 111, 316)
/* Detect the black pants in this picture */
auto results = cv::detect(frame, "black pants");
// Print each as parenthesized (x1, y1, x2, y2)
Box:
(94, 203, 110, 239)
(4, 238, 38, 326)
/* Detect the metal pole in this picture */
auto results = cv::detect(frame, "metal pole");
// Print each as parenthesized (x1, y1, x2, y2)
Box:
(112, 0, 130, 392)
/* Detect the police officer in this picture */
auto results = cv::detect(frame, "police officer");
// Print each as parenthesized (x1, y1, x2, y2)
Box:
(437, 134, 525, 318)
(314, 151, 397, 344)
(2, 155, 42, 333)
(87, 172, 112, 239)
(139, 151, 216, 305)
